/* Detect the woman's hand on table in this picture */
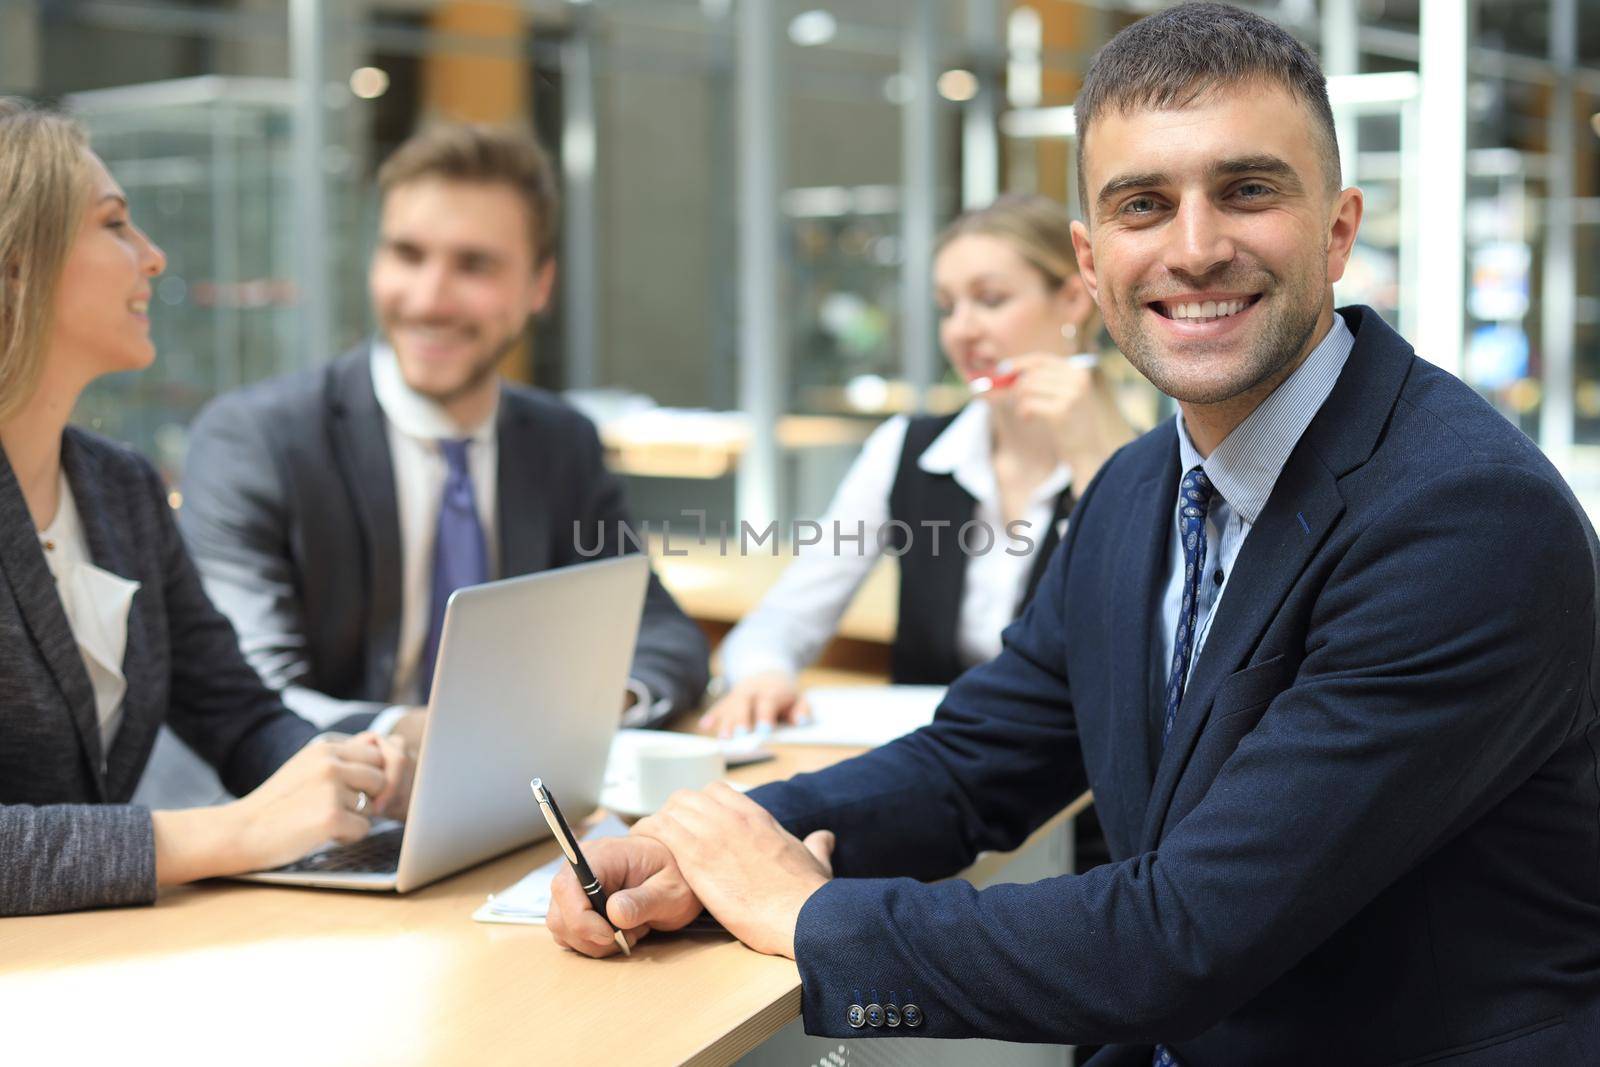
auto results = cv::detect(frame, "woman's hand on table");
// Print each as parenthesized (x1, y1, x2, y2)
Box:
(699, 671, 811, 738)
(153, 732, 410, 885)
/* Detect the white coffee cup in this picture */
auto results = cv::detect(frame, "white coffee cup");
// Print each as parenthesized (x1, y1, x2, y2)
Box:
(633, 735, 726, 813)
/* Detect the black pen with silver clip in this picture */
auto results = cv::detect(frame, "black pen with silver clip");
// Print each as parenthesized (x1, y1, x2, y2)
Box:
(530, 777, 630, 956)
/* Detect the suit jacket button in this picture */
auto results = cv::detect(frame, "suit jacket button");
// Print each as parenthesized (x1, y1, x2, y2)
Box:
(884, 1003, 902, 1028)
(865, 1003, 884, 1028)
(847, 1004, 866, 1029)
(902, 1003, 923, 1028)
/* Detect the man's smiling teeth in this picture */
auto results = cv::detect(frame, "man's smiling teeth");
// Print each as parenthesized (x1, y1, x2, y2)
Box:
(129, 300, 148, 314)
(1159, 298, 1251, 322)
(405, 325, 467, 340)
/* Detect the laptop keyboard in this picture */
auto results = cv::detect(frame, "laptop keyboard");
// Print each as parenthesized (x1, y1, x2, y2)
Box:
(272, 825, 405, 874)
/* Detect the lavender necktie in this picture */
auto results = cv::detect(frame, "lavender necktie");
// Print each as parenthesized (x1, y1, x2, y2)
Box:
(417, 437, 488, 702)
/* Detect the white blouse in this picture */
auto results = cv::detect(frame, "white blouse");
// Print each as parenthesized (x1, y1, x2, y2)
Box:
(37, 472, 140, 759)
(718, 400, 1073, 683)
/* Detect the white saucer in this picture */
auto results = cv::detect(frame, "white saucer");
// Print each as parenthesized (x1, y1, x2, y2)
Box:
(597, 779, 655, 819)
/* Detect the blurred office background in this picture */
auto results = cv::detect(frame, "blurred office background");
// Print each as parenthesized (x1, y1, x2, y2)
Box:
(2, 0, 1598, 526)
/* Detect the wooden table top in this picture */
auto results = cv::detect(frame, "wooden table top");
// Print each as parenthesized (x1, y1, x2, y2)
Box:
(0, 743, 862, 1067)
(652, 539, 898, 645)
(0, 686, 1088, 1067)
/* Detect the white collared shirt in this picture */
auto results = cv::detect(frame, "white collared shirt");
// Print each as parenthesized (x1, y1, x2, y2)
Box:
(719, 400, 1074, 682)
(370, 342, 500, 706)
(38, 471, 141, 763)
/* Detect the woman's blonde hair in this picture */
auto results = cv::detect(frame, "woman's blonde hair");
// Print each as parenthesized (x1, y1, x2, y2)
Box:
(936, 193, 1079, 291)
(0, 98, 92, 423)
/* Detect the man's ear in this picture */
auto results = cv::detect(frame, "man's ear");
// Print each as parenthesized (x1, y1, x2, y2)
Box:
(1070, 220, 1100, 306)
(529, 256, 557, 316)
(1324, 186, 1364, 285)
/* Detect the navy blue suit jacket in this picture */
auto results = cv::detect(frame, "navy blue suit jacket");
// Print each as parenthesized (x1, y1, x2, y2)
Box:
(751, 307, 1600, 1064)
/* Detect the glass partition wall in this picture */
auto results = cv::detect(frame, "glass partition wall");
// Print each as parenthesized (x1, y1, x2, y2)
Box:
(2, 0, 1596, 520)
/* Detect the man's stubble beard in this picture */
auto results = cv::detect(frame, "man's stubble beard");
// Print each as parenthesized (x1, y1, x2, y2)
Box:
(1103, 249, 1327, 407)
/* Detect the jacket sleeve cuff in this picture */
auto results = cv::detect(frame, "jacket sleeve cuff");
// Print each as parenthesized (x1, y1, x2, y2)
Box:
(367, 705, 410, 736)
(327, 710, 379, 735)
(792, 876, 943, 1040)
(620, 678, 675, 728)
(0, 804, 157, 917)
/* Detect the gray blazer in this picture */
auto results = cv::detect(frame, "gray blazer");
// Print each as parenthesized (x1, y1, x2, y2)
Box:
(0, 429, 316, 917)
(176, 346, 710, 732)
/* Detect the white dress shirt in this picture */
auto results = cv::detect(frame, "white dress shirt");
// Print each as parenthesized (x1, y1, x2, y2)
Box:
(370, 343, 500, 708)
(1156, 313, 1356, 715)
(719, 400, 1074, 683)
(369, 345, 657, 724)
(37, 472, 141, 763)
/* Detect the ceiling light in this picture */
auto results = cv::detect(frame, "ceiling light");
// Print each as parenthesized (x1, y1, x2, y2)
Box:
(349, 67, 390, 100)
(788, 10, 837, 47)
(938, 69, 979, 102)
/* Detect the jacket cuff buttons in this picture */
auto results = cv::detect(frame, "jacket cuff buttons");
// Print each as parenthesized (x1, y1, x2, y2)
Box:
(846, 1001, 922, 1029)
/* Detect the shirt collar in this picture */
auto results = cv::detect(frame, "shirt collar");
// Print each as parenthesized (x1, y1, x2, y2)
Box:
(1175, 311, 1355, 525)
(918, 400, 1073, 506)
(370, 338, 498, 445)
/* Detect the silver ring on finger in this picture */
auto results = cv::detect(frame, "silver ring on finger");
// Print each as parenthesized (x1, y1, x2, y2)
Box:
(355, 790, 369, 815)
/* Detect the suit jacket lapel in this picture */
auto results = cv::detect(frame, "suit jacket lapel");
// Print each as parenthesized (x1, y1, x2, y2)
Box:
(1104, 431, 1180, 839)
(60, 433, 156, 799)
(0, 438, 106, 796)
(327, 349, 404, 699)
(1138, 306, 1415, 848)
(1139, 451, 1344, 849)
(1021, 486, 1076, 606)
(496, 401, 551, 577)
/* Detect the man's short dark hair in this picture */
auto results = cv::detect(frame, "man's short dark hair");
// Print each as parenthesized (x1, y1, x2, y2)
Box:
(378, 121, 560, 265)
(1074, 2, 1340, 214)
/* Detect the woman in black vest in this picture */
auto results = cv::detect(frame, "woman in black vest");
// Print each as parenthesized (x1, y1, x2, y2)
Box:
(709, 194, 1136, 734)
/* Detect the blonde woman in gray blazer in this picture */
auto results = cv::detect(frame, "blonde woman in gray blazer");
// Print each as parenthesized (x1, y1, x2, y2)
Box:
(0, 100, 413, 917)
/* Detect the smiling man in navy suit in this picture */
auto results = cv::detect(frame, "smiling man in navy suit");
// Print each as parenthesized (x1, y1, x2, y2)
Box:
(546, 5, 1600, 1063)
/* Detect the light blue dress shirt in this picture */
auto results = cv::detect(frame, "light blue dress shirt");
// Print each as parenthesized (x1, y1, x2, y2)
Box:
(1152, 313, 1357, 739)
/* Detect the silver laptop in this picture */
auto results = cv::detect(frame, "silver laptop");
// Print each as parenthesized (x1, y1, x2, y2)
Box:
(237, 554, 649, 892)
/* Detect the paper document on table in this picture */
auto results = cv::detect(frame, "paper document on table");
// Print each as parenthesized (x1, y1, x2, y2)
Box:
(472, 814, 631, 925)
(769, 685, 946, 747)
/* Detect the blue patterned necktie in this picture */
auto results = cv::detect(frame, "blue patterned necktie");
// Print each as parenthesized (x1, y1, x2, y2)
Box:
(1153, 465, 1214, 1067)
(417, 438, 489, 702)
(1161, 465, 1216, 745)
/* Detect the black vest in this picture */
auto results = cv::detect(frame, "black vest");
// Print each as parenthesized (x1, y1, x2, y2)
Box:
(885, 412, 1075, 685)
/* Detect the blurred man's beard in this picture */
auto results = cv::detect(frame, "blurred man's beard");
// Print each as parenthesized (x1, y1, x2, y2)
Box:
(429, 340, 513, 407)
(388, 324, 519, 407)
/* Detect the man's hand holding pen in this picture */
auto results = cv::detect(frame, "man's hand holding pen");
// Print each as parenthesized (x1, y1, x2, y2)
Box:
(547, 835, 699, 956)
(546, 782, 835, 960)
